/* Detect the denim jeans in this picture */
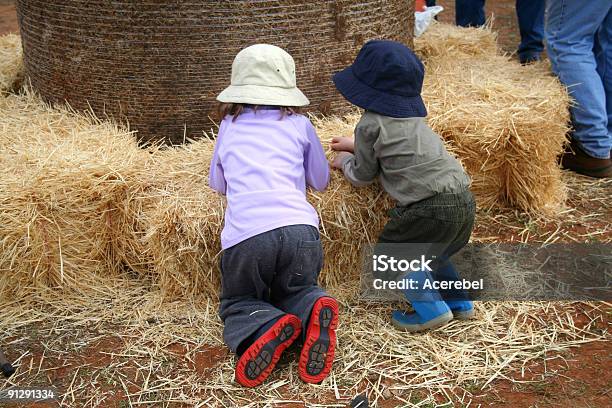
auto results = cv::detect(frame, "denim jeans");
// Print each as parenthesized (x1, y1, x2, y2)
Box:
(546, 1, 612, 159)
(516, 0, 545, 62)
(455, 0, 486, 27)
(453, 0, 544, 62)
(219, 225, 328, 354)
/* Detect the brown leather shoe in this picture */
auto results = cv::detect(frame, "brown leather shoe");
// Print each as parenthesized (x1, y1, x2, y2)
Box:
(560, 142, 611, 178)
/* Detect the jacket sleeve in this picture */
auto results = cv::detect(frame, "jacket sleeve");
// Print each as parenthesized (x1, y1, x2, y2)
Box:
(303, 118, 330, 192)
(341, 119, 380, 186)
(208, 122, 227, 195)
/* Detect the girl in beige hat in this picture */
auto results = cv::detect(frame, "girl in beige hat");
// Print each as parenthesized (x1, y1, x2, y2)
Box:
(209, 44, 339, 387)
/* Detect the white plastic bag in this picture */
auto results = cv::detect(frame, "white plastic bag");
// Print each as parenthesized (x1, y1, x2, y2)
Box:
(415, 6, 444, 37)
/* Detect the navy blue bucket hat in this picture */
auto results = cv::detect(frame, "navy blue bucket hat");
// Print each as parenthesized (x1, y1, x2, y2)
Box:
(333, 40, 427, 118)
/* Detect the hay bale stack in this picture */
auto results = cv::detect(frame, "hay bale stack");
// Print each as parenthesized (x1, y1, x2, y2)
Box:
(123, 127, 391, 297)
(121, 142, 226, 297)
(0, 34, 23, 95)
(0, 92, 224, 298)
(416, 23, 571, 214)
(0, 92, 147, 298)
(0, 23, 572, 299)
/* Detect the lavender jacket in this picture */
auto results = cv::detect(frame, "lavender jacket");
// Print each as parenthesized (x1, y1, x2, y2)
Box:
(209, 109, 329, 249)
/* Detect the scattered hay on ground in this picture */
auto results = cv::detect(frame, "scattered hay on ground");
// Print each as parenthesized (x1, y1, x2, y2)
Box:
(474, 171, 611, 244)
(0, 285, 607, 406)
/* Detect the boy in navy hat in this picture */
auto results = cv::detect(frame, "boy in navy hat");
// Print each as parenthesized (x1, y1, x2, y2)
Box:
(330, 40, 476, 332)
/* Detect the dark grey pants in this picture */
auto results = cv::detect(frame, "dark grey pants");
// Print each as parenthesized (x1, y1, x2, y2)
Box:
(219, 224, 328, 354)
(379, 190, 476, 299)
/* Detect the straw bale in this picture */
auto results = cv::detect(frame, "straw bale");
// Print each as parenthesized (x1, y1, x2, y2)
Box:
(121, 141, 225, 297)
(424, 59, 570, 213)
(0, 34, 23, 95)
(417, 23, 570, 214)
(0, 92, 147, 298)
(414, 21, 498, 59)
(0, 92, 223, 298)
(308, 115, 395, 288)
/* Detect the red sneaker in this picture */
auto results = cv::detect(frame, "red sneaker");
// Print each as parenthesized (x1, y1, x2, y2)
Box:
(298, 297, 339, 383)
(235, 314, 301, 387)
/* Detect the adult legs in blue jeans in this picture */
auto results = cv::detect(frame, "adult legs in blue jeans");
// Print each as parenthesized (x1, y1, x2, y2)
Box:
(455, 0, 486, 27)
(546, 1, 612, 161)
(516, 0, 544, 63)
(454, 0, 544, 63)
(596, 11, 612, 147)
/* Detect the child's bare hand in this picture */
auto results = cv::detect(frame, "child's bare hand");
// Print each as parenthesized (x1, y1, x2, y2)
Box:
(331, 151, 352, 169)
(331, 136, 355, 153)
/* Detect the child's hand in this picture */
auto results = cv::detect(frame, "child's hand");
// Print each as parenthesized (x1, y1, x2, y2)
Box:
(331, 136, 355, 153)
(331, 151, 352, 169)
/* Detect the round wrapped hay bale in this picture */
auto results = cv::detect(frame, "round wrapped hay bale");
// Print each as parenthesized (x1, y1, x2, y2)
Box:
(15, 0, 413, 144)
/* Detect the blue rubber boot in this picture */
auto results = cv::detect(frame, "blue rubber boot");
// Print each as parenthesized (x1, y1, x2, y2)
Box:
(392, 301, 453, 332)
(436, 262, 475, 320)
(444, 300, 475, 320)
(392, 270, 453, 333)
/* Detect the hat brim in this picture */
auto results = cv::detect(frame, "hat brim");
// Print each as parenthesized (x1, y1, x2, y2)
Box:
(333, 67, 427, 118)
(217, 84, 310, 107)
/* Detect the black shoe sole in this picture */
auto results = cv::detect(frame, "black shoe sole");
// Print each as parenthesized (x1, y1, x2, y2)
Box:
(306, 307, 333, 376)
(244, 324, 295, 380)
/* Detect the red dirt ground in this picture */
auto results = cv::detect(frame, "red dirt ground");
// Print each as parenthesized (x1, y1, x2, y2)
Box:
(469, 305, 610, 407)
(3, 304, 608, 407)
(1, 1, 610, 407)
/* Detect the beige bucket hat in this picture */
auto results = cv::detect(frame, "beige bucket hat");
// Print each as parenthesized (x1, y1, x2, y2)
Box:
(217, 44, 310, 107)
